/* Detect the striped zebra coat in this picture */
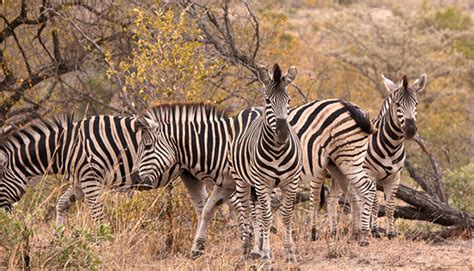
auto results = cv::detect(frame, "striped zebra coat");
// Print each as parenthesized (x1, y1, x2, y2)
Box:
(128, 98, 375, 258)
(0, 115, 158, 228)
(327, 73, 427, 239)
(229, 64, 302, 263)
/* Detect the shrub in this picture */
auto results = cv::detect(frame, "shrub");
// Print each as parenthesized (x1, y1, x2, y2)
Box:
(446, 162, 474, 213)
(432, 6, 471, 31)
(0, 211, 32, 269)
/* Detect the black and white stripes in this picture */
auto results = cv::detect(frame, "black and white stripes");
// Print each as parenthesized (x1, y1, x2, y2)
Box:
(229, 64, 302, 264)
(328, 73, 427, 239)
(0, 115, 159, 228)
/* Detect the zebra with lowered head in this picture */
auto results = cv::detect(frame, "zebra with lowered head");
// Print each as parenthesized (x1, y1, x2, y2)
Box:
(131, 97, 375, 258)
(327, 73, 427, 239)
(229, 64, 303, 265)
(0, 114, 164, 230)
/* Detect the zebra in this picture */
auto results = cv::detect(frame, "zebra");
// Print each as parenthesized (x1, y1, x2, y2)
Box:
(0, 114, 163, 230)
(229, 64, 302, 264)
(326, 73, 427, 239)
(139, 103, 260, 258)
(132, 98, 375, 258)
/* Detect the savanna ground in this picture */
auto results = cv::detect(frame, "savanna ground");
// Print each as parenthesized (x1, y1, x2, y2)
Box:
(1, 178, 472, 270)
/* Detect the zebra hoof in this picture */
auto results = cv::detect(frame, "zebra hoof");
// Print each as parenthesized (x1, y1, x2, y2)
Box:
(387, 232, 398, 240)
(190, 249, 204, 260)
(357, 233, 369, 247)
(262, 260, 272, 270)
(287, 254, 298, 264)
(310, 227, 318, 241)
(371, 229, 382, 238)
(270, 225, 277, 234)
(249, 251, 262, 259)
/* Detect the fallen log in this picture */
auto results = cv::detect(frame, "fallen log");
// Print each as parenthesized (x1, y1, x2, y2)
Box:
(283, 186, 473, 229)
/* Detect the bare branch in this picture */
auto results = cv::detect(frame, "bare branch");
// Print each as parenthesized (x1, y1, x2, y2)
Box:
(11, 28, 33, 76)
(414, 134, 448, 203)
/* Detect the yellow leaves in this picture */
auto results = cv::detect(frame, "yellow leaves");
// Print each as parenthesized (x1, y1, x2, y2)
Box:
(110, 5, 221, 106)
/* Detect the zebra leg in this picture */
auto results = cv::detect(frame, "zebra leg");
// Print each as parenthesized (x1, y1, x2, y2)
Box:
(181, 172, 208, 215)
(326, 163, 350, 237)
(384, 172, 400, 239)
(336, 163, 376, 246)
(55, 185, 84, 235)
(280, 180, 298, 264)
(250, 194, 263, 259)
(256, 186, 273, 265)
(82, 180, 106, 225)
(371, 194, 381, 238)
(327, 179, 343, 237)
(349, 188, 363, 239)
(190, 184, 234, 259)
(309, 171, 325, 241)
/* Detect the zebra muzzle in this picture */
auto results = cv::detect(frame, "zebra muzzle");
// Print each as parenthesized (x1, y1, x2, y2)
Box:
(131, 171, 141, 184)
(275, 118, 290, 145)
(404, 118, 417, 139)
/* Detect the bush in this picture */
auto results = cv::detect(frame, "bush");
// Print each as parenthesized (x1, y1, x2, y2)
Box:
(34, 225, 110, 270)
(0, 211, 32, 269)
(431, 6, 471, 31)
(446, 162, 474, 213)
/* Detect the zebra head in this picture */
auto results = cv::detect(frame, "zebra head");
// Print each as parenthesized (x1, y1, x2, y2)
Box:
(0, 149, 20, 212)
(132, 117, 175, 188)
(382, 73, 427, 139)
(258, 63, 297, 145)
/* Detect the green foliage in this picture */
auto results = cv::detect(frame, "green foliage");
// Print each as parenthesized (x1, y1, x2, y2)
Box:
(446, 163, 474, 213)
(431, 6, 471, 31)
(454, 37, 474, 60)
(0, 211, 32, 268)
(35, 226, 106, 270)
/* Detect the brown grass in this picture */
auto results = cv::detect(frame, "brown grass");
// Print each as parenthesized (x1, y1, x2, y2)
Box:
(0, 180, 472, 270)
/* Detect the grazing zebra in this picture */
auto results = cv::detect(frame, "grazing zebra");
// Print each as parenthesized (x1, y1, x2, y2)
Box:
(135, 98, 374, 258)
(327, 74, 427, 239)
(0, 115, 162, 229)
(229, 64, 302, 264)
(140, 103, 261, 258)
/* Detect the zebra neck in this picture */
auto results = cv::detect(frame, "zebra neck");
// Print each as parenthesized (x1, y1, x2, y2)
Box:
(261, 115, 287, 153)
(374, 104, 405, 152)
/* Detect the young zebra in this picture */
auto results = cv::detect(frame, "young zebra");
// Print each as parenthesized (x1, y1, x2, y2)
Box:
(0, 115, 163, 229)
(229, 64, 302, 264)
(326, 74, 427, 239)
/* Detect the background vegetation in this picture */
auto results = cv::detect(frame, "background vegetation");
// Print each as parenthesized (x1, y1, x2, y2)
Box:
(0, 0, 472, 269)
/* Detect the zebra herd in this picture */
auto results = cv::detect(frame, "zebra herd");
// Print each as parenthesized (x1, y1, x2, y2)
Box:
(0, 63, 427, 265)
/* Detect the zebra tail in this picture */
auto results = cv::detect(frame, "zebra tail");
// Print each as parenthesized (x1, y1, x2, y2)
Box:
(341, 100, 377, 134)
(250, 186, 258, 203)
(319, 183, 326, 210)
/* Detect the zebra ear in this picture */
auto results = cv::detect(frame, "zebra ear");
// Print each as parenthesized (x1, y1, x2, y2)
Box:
(381, 74, 399, 93)
(272, 63, 282, 85)
(411, 74, 427, 93)
(283, 66, 297, 86)
(257, 65, 271, 87)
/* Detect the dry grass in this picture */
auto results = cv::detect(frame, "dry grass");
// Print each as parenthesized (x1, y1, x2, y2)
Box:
(1, 179, 472, 270)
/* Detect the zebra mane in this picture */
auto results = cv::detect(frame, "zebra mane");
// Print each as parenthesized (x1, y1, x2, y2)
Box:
(0, 114, 77, 147)
(148, 102, 229, 122)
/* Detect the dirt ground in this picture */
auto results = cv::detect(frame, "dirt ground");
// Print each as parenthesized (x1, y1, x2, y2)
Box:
(126, 225, 473, 270)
